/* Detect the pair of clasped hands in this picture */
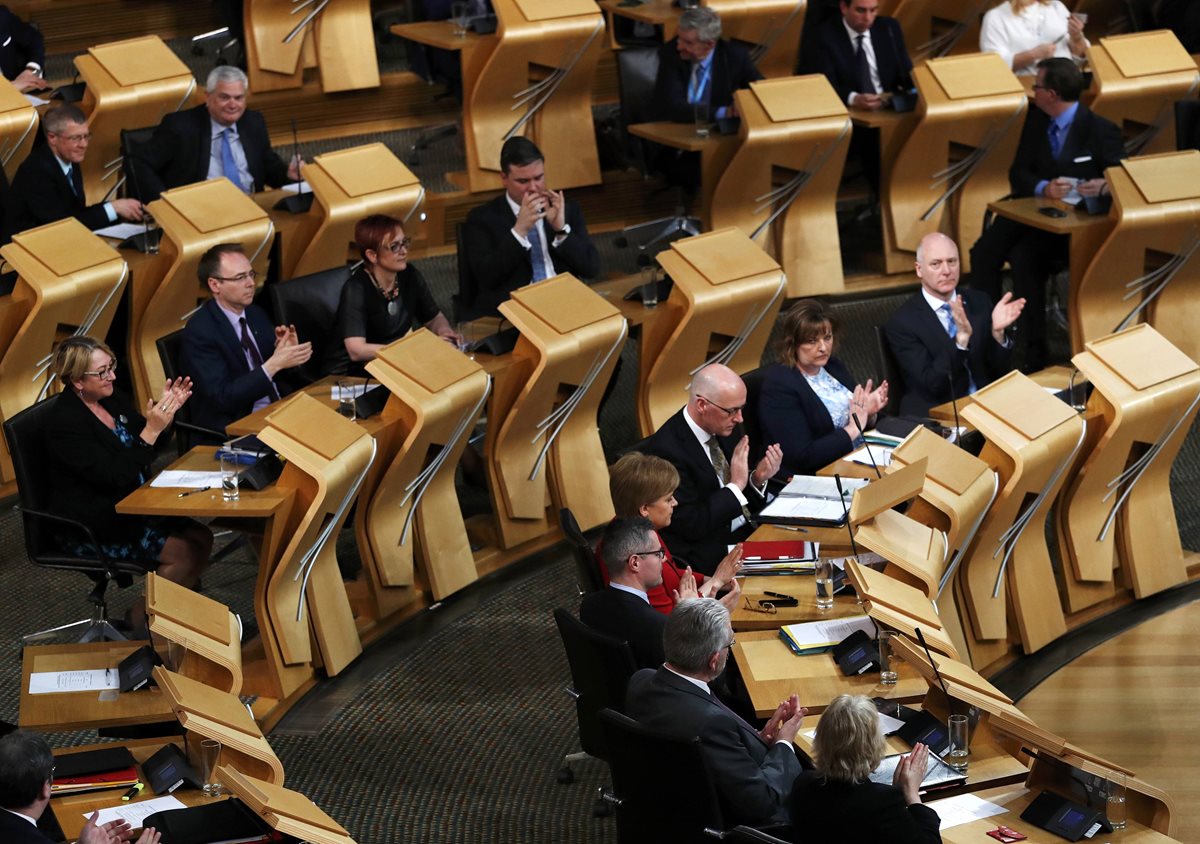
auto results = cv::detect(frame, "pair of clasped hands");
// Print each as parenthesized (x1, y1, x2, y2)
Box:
(511, 188, 568, 240)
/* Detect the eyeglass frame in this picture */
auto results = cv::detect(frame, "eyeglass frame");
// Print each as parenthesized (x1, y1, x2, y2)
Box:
(210, 269, 258, 284)
(82, 360, 119, 379)
(631, 547, 666, 561)
(380, 237, 413, 254)
(696, 395, 745, 416)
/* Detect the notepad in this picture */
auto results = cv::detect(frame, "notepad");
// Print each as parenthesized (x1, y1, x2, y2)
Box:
(925, 793, 1009, 829)
(760, 476, 869, 525)
(779, 615, 874, 654)
(29, 670, 119, 695)
(847, 445, 892, 468)
(151, 470, 225, 489)
(87, 796, 187, 827)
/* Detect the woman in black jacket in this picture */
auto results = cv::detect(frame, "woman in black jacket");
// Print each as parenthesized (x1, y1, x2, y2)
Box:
(46, 336, 211, 588)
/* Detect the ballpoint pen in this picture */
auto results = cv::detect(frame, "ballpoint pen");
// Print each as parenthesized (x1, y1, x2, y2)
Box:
(178, 486, 212, 498)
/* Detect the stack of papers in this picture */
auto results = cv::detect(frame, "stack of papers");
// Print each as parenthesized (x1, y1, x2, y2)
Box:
(779, 615, 874, 655)
(846, 444, 892, 468)
(870, 751, 967, 791)
(925, 793, 1009, 829)
(759, 476, 869, 525)
(741, 540, 818, 574)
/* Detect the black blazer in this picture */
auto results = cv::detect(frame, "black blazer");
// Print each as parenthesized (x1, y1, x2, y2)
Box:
(805, 16, 913, 104)
(459, 193, 600, 317)
(884, 289, 1012, 418)
(46, 390, 159, 545)
(790, 771, 942, 844)
(181, 299, 300, 439)
(1008, 103, 1124, 198)
(0, 5, 44, 81)
(759, 359, 858, 477)
(643, 408, 765, 576)
(626, 666, 808, 827)
(4, 144, 111, 242)
(579, 586, 665, 670)
(131, 104, 290, 201)
(654, 39, 763, 123)
(0, 810, 54, 844)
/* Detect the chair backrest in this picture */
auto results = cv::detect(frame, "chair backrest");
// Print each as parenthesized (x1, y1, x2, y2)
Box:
(268, 264, 352, 383)
(553, 608, 637, 761)
(452, 222, 478, 322)
(740, 365, 769, 468)
(121, 126, 158, 202)
(1175, 99, 1200, 151)
(559, 508, 605, 594)
(615, 46, 662, 174)
(3, 396, 64, 556)
(599, 707, 726, 844)
(873, 324, 904, 417)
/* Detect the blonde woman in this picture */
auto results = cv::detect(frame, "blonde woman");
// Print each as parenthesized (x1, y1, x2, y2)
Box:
(980, 0, 1087, 76)
(791, 694, 942, 844)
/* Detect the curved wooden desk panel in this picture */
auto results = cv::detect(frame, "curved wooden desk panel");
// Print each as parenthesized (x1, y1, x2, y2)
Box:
(1062, 326, 1199, 603)
(286, 145, 423, 279)
(887, 56, 1027, 270)
(258, 395, 371, 676)
(1075, 154, 1200, 366)
(132, 179, 275, 408)
(892, 0, 989, 62)
(146, 572, 244, 695)
(365, 331, 490, 601)
(492, 275, 624, 544)
(1088, 32, 1200, 159)
(314, 0, 380, 93)
(0, 220, 127, 483)
(75, 36, 197, 205)
(638, 228, 786, 436)
(0, 80, 38, 183)
(464, 0, 603, 192)
(245, 0, 309, 92)
(707, 0, 806, 79)
(710, 77, 851, 299)
(217, 766, 357, 844)
(959, 372, 1078, 660)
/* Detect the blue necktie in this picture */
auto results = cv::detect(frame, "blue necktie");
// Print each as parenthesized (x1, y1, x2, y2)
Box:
(688, 61, 710, 105)
(941, 303, 977, 394)
(1048, 122, 1062, 159)
(528, 222, 550, 282)
(221, 128, 248, 193)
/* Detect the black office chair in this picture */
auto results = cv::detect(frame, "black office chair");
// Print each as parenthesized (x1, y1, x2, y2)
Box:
(1175, 100, 1200, 151)
(598, 708, 793, 844)
(451, 221, 480, 322)
(739, 365, 770, 467)
(552, 608, 637, 787)
(3, 397, 150, 643)
(559, 508, 605, 595)
(156, 329, 227, 452)
(613, 46, 701, 254)
(267, 263, 354, 384)
(872, 324, 904, 418)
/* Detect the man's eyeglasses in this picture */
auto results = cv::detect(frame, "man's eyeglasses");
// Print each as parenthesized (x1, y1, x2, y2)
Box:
(212, 270, 258, 283)
(53, 131, 90, 143)
(632, 548, 666, 560)
(723, 636, 737, 650)
(383, 237, 413, 254)
(83, 360, 118, 379)
(697, 395, 744, 416)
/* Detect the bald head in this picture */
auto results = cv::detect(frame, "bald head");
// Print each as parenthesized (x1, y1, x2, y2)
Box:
(687, 364, 746, 437)
(914, 233, 961, 302)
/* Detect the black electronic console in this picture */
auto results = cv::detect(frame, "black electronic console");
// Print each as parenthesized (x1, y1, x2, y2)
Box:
(142, 744, 202, 795)
(1020, 790, 1111, 841)
(893, 710, 951, 757)
(117, 645, 162, 692)
(833, 629, 879, 677)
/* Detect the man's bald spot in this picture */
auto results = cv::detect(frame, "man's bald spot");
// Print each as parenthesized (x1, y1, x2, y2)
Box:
(690, 363, 741, 402)
(915, 232, 957, 265)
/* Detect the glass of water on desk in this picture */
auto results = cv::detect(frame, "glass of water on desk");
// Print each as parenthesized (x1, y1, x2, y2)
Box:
(1103, 771, 1127, 829)
(335, 380, 357, 421)
(451, 1, 470, 36)
(946, 714, 969, 772)
(814, 558, 835, 610)
(219, 448, 240, 502)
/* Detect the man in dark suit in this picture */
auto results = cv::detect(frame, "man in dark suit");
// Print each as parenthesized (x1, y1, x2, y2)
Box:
(459, 136, 599, 317)
(0, 729, 160, 843)
(804, 0, 913, 191)
(654, 7, 763, 124)
(4, 105, 144, 242)
(0, 5, 47, 92)
(969, 58, 1124, 372)
(886, 233, 1025, 418)
(580, 517, 668, 670)
(645, 363, 782, 575)
(625, 598, 810, 827)
(181, 243, 312, 440)
(131, 66, 299, 201)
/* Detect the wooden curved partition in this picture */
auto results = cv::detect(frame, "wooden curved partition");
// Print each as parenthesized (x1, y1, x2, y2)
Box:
(246, 0, 378, 94)
(491, 275, 626, 547)
(710, 76, 851, 299)
(0, 220, 128, 484)
(1088, 31, 1200, 158)
(707, 0, 806, 79)
(0, 80, 38, 183)
(364, 330, 491, 604)
(638, 228, 787, 436)
(1074, 153, 1200, 364)
(146, 572, 244, 696)
(891, 0, 989, 61)
(75, 36, 197, 205)
(131, 178, 275, 408)
(218, 767, 357, 844)
(887, 54, 1027, 272)
(245, 0, 312, 92)
(465, 0, 604, 192)
(285, 145, 424, 279)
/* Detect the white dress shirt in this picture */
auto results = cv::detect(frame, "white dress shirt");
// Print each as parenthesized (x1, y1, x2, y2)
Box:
(980, 1, 1085, 76)
(842, 18, 882, 104)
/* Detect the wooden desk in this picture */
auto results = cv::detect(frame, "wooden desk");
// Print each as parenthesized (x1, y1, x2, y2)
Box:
(732, 629, 927, 718)
(225, 376, 392, 439)
(747, 522, 854, 551)
(591, 274, 669, 329)
(851, 108, 920, 274)
(627, 122, 739, 229)
(597, 0, 679, 48)
(732, 575, 863, 632)
(19, 642, 174, 731)
(51, 738, 217, 840)
(928, 364, 1076, 426)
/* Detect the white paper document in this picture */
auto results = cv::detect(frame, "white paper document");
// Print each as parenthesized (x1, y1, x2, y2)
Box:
(877, 710, 906, 734)
(94, 222, 147, 240)
(86, 796, 187, 827)
(23, 93, 49, 106)
(29, 669, 119, 695)
(780, 615, 874, 650)
(279, 180, 312, 194)
(150, 470, 225, 489)
(847, 445, 892, 468)
(331, 382, 381, 400)
(925, 793, 1009, 829)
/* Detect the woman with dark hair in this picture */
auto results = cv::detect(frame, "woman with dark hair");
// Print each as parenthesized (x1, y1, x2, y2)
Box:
(324, 214, 461, 375)
(46, 336, 212, 589)
(759, 299, 888, 477)
(791, 694, 941, 844)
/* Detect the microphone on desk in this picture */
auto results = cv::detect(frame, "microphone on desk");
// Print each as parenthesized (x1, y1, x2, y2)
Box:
(947, 371, 965, 450)
(833, 473, 861, 563)
(850, 412, 882, 480)
(274, 118, 315, 214)
(915, 627, 958, 717)
(121, 145, 158, 255)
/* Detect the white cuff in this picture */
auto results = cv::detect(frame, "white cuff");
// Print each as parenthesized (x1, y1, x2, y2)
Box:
(725, 482, 748, 506)
(510, 228, 531, 249)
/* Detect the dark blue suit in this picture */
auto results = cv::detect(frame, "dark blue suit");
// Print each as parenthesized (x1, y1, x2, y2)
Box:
(181, 299, 295, 439)
(0, 5, 44, 82)
(4, 144, 111, 242)
(759, 359, 858, 477)
(654, 39, 763, 124)
(579, 586, 665, 671)
(804, 16, 913, 105)
(0, 810, 54, 844)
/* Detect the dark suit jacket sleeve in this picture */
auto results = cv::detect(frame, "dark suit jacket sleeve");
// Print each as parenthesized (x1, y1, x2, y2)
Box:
(807, 21, 854, 103)
(462, 197, 531, 309)
(242, 110, 290, 190)
(550, 200, 600, 280)
(885, 303, 962, 411)
(4, 149, 110, 240)
(181, 303, 276, 427)
(870, 786, 943, 844)
(1009, 106, 1125, 197)
(700, 709, 802, 824)
(0, 6, 43, 78)
(47, 392, 156, 500)
(759, 361, 855, 477)
(654, 42, 694, 124)
(646, 422, 747, 546)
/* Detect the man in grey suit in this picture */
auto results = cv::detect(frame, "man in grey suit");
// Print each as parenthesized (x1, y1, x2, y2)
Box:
(625, 598, 810, 826)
